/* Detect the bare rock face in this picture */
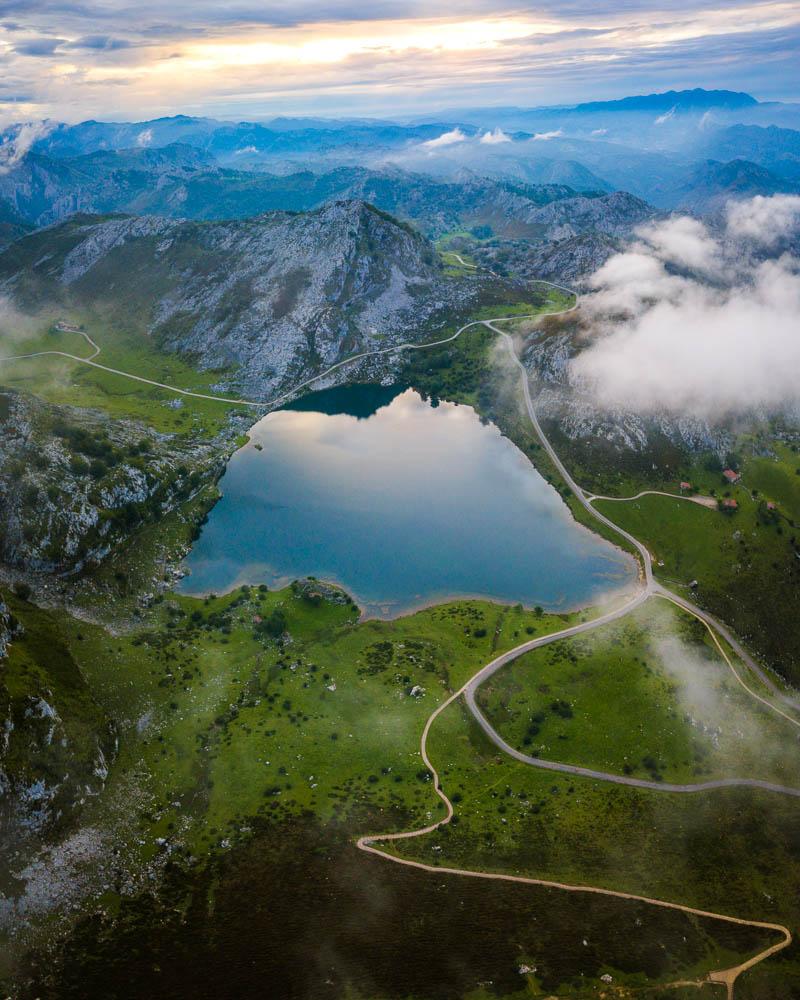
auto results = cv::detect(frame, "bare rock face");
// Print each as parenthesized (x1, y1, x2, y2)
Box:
(0, 389, 228, 576)
(0, 200, 483, 398)
(0, 592, 114, 858)
(0, 594, 17, 659)
(521, 191, 656, 239)
(475, 232, 623, 286)
(148, 201, 472, 394)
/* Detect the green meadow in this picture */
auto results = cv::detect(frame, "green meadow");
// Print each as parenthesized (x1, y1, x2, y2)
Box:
(0, 309, 241, 435)
(8, 582, 799, 995)
(476, 598, 800, 787)
(594, 463, 800, 685)
(9, 587, 572, 864)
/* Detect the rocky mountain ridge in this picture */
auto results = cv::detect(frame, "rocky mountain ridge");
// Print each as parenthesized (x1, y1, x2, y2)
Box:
(0, 149, 653, 243)
(0, 145, 216, 228)
(0, 200, 490, 397)
(473, 232, 623, 285)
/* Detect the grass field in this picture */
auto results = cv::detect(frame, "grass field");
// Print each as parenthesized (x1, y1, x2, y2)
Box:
(476, 598, 800, 788)
(594, 475, 800, 685)
(25, 587, 577, 866)
(8, 583, 799, 997)
(439, 249, 477, 275)
(0, 310, 241, 435)
(389, 702, 800, 998)
(401, 690, 800, 923)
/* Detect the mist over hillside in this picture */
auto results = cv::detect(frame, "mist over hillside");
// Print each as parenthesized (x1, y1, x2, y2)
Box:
(3, 15, 800, 991)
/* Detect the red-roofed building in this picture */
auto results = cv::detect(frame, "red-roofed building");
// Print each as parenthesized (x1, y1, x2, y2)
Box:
(680, 481, 692, 491)
(723, 469, 741, 483)
(722, 498, 738, 509)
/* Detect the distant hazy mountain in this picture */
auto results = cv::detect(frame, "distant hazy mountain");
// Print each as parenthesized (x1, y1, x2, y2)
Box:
(697, 125, 800, 181)
(18, 115, 223, 158)
(0, 90, 793, 242)
(573, 88, 758, 114)
(0, 149, 654, 242)
(13, 116, 473, 165)
(0, 198, 32, 248)
(0, 201, 489, 394)
(658, 158, 800, 214)
(0, 144, 217, 227)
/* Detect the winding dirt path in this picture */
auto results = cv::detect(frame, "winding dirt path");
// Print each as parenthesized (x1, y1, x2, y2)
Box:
(464, 595, 800, 795)
(0, 280, 576, 411)
(357, 684, 792, 1000)
(4, 279, 797, 995)
(588, 488, 719, 509)
(358, 308, 798, 997)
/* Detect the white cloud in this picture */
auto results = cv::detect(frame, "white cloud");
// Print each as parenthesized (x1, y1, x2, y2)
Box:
(726, 194, 800, 248)
(136, 127, 153, 147)
(654, 106, 676, 125)
(0, 120, 52, 174)
(634, 215, 722, 276)
(531, 129, 562, 141)
(569, 197, 800, 420)
(480, 127, 511, 145)
(423, 127, 467, 148)
(591, 128, 608, 135)
(234, 145, 258, 155)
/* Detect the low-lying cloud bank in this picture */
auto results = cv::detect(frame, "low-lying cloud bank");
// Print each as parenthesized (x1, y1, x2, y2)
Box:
(422, 127, 467, 148)
(570, 195, 800, 420)
(0, 121, 53, 175)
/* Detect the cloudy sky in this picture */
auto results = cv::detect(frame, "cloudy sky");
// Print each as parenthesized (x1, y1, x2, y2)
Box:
(1, 1, 798, 122)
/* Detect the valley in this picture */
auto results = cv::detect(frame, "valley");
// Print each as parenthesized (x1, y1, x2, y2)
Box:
(3, 250, 800, 998)
(1, 82, 800, 1000)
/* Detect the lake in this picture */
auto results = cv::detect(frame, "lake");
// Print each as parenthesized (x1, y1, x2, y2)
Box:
(179, 386, 636, 616)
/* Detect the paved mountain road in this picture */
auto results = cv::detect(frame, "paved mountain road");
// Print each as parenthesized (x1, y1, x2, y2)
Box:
(3, 280, 797, 996)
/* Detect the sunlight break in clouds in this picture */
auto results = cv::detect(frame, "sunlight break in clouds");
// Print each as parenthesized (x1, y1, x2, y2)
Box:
(2, 2, 799, 120)
(570, 196, 800, 420)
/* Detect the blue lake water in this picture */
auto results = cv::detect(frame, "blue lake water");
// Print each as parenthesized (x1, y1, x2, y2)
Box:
(179, 386, 636, 616)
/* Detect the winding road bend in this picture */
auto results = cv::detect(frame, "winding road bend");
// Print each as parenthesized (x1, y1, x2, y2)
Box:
(3, 281, 798, 996)
(361, 296, 800, 998)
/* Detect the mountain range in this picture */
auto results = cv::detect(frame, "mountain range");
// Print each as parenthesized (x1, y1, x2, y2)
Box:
(0, 147, 655, 243)
(0, 201, 495, 395)
(1, 88, 797, 216)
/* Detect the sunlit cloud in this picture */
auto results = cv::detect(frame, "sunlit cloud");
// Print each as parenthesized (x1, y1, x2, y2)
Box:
(423, 127, 467, 147)
(0, 2, 798, 120)
(571, 197, 800, 419)
(480, 127, 512, 144)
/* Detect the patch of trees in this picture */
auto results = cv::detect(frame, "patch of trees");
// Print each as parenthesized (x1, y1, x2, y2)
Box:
(254, 608, 287, 640)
